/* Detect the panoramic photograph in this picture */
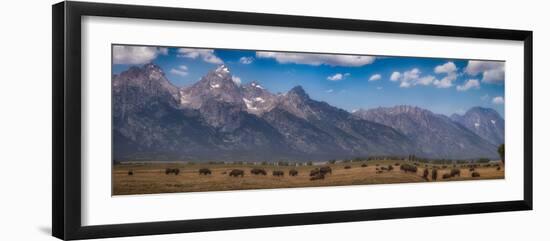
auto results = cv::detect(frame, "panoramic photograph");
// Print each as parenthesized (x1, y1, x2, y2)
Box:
(112, 44, 505, 195)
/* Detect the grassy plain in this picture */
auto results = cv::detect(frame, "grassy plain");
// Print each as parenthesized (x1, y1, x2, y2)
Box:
(112, 160, 504, 195)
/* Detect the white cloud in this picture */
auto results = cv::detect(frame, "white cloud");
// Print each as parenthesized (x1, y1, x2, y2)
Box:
(402, 68, 421, 82)
(465, 60, 505, 83)
(456, 79, 480, 91)
(369, 74, 381, 81)
(390, 72, 401, 81)
(112, 46, 168, 64)
(433, 62, 458, 88)
(481, 94, 489, 100)
(434, 62, 457, 75)
(492, 96, 504, 104)
(177, 48, 223, 64)
(256, 51, 376, 67)
(417, 75, 436, 86)
(169, 65, 189, 77)
(326, 89, 334, 93)
(231, 76, 242, 85)
(391, 68, 425, 88)
(239, 57, 254, 64)
(327, 73, 350, 81)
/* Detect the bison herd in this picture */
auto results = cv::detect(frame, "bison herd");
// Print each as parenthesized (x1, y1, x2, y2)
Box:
(125, 161, 495, 182)
(309, 166, 332, 180)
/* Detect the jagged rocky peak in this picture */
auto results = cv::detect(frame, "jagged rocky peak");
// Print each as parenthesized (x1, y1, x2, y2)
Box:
(287, 85, 309, 99)
(241, 81, 278, 115)
(179, 64, 245, 109)
(112, 63, 179, 99)
(450, 106, 504, 146)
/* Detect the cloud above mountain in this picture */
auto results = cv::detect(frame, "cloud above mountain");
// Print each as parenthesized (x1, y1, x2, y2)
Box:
(112, 46, 168, 64)
(177, 48, 223, 64)
(465, 60, 505, 83)
(256, 51, 376, 67)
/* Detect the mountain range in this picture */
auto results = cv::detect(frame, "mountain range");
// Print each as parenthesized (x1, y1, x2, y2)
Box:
(112, 64, 503, 162)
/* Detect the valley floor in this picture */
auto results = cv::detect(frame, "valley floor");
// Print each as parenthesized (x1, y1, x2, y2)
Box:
(112, 160, 504, 195)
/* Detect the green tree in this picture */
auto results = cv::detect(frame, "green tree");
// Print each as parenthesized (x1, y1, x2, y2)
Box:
(498, 144, 505, 164)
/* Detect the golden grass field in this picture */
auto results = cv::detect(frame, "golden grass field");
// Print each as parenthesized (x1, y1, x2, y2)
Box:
(112, 160, 504, 195)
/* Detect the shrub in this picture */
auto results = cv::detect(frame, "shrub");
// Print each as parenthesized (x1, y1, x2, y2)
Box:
(431, 169, 438, 181)
(388, 165, 394, 171)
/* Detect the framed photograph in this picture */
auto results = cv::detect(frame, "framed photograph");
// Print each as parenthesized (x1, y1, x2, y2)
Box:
(52, 1, 533, 240)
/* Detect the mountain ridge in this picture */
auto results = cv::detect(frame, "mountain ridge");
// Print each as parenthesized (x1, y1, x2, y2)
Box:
(112, 64, 502, 161)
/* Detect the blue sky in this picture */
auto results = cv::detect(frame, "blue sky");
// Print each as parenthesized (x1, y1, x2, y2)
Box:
(112, 45, 505, 117)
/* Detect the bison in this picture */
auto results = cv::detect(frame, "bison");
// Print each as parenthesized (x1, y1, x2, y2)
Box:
(165, 168, 180, 175)
(198, 168, 212, 175)
(400, 164, 418, 173)
(229, 169, 244, 177)
(431, 168, 438, 181)
(361, 164, 368, 168)
(289, 169, 298, 176)
(310, 173, 325, 181)
(127, 170, 133, 176)
(273, 170, 284, 177)
(442, 173, 452, 179)
(250, 168, 267, 175)
(310, 166, 332, 177)
(497, 166, 501, 171)
(471, 171, 481, 177)
(344, 165, 351, 169)
(450, 168, 461, 177)
(422, 168, 429, 180)
(320, 166, 332, 175)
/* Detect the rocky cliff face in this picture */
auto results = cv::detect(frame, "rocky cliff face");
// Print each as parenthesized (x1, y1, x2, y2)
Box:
(353, 106, 500, 159)
(450, 107, 505, 146)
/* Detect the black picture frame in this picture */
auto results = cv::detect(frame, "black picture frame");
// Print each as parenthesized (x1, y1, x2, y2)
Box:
(52, 1, 533, 240)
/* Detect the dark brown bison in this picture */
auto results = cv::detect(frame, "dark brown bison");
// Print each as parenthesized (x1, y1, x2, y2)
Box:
(450, 168, 461, 177)
(273, 170, 284, 177)
(496, 166, 501, 171)
(344, 165, 351, 169)
(309, 173, 325, 181)
(442, 173, 452, 179)
(361, 164, 368, 168)
(319, 166, 332, 175)
(165, 168, 180, 175)
(310, 168, 320, 176)
(422, 168, 429, 180)
(388, 165, 394, 171)
(127, 170, 133, 176)
(431, 168, 438, 181)
(376, 170, 383, 174)
(400, 164, 418, 173)
(229, 169, 244, 177)
(199, 168, 212, 175)
(471, 172, 481, 177)
(250, 168, 267, 175)
(395, 163, 400, 166)
(469, 167, 476, 172)
(289, 169, 298, 176)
